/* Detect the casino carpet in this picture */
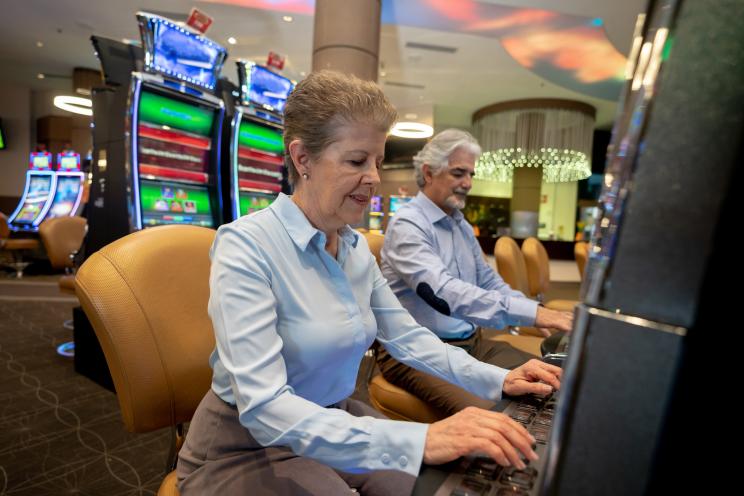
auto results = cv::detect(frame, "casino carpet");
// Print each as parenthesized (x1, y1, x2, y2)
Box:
(0, 276, 375, 496)
(0, 277, 171, 496)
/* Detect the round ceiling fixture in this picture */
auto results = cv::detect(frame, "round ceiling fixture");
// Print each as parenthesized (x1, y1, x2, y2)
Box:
(53, 95, 93, 116)
(390, 121, 433, 139)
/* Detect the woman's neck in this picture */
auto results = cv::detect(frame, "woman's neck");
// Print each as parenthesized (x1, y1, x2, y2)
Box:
(291, 192, 340, 257)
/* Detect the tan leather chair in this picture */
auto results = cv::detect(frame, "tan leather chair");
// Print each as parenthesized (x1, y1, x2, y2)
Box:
(521, 237, 579, 312)
(39, 216, 87, 313)
(364, 230, 385, 266)
(493, 236, 549, 339)
(1, 212, 40, 278)
(75, 225, 216, 496)
(575, 241, 589, 280)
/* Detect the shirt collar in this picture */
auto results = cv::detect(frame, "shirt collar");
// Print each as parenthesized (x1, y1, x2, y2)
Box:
(415, 191, 466, 225)
(270, 193, 359, 251)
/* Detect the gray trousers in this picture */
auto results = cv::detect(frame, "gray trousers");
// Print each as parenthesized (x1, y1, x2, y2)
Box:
(377, 328, 536, 417)
(177, 389, 417, 495)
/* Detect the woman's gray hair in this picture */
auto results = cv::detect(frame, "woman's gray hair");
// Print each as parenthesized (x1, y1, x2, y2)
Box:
(412, 129, 482, 187)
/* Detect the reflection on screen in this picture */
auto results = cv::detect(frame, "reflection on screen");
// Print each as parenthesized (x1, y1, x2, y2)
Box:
(15, 174, 53, 223)
(244, 63, 293, 112)
(152, 21, 221, 89)
(48, 175, 83, 218)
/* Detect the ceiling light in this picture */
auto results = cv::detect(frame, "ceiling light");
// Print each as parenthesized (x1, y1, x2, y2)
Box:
(36, 41, 44, 48)
(300, 71, 307, 76)
(37, 73, 45, 79)
(404, 113, 418, 119)
(282, 15, 293, 22)
(390, 122, 433, 139)
(227, 37, 237, 45)
(53, 95, 93, 116)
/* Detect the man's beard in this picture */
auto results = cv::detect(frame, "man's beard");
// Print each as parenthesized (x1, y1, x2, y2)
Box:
(444, 192, 467, 211)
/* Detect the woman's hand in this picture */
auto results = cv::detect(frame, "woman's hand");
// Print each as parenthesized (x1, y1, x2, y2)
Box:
(423, 407, 537, 469)
(503, 359, 562, 397)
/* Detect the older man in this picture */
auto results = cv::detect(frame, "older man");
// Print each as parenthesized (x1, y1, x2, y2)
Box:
(378, 129, 573, 416)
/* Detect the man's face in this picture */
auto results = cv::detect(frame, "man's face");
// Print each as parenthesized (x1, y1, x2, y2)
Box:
(423, 147, 477, 214)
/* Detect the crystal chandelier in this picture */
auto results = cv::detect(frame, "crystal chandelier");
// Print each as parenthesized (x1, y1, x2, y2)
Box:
(473, 99, 596, 183)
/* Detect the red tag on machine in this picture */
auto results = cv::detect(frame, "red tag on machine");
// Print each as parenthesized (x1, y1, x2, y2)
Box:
(187, 8, 213, 34)
(267, 51, 285, 70)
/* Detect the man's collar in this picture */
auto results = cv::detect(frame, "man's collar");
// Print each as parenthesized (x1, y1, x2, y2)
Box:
(415, 191, 465, 224)
(270, 193, 359, 251)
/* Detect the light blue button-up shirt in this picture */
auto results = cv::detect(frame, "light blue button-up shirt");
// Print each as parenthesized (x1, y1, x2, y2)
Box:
(380, 192, 539, 340)
(208, 193, 508, 476)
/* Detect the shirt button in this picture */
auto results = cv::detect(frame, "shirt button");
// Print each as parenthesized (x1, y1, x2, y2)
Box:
(381, 453, 391, 465)
(398, 456, 408, 468)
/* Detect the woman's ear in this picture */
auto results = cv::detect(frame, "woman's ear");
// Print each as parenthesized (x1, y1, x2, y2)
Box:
(288, 139, 310, 176)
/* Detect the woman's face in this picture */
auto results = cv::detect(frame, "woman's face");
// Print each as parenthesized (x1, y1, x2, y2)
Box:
(297, 122, 386, 231)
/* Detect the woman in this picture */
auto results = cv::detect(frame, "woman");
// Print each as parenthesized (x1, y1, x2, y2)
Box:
(177, 71, 562, 495)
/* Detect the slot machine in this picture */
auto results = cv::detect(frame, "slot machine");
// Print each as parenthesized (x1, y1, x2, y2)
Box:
(7, 152, 56, 232)
(227, 61, 292, 219)
(87, 12, 227, 254)
(46, 151, 85, 219)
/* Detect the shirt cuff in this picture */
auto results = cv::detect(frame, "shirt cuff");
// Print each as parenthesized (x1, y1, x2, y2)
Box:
(368, 419, 429, 476)
(507, 297, 539, 327)
(467, 359, 509, 402)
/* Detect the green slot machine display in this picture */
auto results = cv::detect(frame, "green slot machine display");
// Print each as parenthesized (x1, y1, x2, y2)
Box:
(228, 60, 293, 219)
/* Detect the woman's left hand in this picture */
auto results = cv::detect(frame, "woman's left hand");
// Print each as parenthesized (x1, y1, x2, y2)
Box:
(503, 359, 562, 396)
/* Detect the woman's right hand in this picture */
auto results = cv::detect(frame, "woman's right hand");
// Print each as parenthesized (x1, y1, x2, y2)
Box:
(423, 407, 537, 469)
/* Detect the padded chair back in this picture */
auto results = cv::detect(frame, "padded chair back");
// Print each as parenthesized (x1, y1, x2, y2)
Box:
(494, 236, 530, 295)
(363, 230, 385, 265)
(521, 237, 551, 299)
(75, 225, 216, 433)
(575, 241, 589, 279)
(39, 216, 87, 270)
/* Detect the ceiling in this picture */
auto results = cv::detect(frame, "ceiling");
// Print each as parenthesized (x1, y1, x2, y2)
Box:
(0, 0, 647, 128)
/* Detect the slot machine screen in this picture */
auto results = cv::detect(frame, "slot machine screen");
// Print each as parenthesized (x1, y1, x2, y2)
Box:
(139, 180, 214, 227)
(240, 62, 293, 113)
(48, 175, 83, 218)
(389, 195, 412, 214)
(239, 191, 275, 216)
(149, 19, 224, 90)
(15, 174, 53, 224)
(370, 195, 383, 213)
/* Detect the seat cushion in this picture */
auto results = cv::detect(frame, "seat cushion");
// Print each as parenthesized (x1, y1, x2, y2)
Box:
(368, 374, 444, 424)
(158, 470, 179, 496)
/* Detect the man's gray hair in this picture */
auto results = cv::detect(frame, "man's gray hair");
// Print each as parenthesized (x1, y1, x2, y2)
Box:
(413, 129, 482, 187)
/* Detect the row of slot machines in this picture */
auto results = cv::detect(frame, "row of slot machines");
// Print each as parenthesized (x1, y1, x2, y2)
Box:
(85, 12, 290, 255)
(6, 151, 85, 232)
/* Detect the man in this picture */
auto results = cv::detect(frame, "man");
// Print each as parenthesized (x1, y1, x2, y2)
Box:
(378, 129, 573, 416)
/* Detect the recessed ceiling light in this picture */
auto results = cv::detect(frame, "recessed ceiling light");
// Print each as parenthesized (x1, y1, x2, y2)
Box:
(300, 71, 307, 76)
(36, 41, 44, 48)
(380, 71, 387, 77)
(390, 122, 433, 139)
(37, 73, 45, 79)
(227, 37, 237, 45)
(53, 95, 93, 116)
(282, 15, 293, 22)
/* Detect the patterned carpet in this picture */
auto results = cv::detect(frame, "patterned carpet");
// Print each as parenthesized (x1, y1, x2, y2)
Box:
(0, 279, 171, 496)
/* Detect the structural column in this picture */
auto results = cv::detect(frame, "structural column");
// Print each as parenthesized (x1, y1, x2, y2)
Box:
(312, 0, 381, 81)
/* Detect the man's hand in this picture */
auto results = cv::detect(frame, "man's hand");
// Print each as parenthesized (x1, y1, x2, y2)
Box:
(503, 359, 562, 396)
(424, 407, 537, 469)
(535, 306, 573, 333)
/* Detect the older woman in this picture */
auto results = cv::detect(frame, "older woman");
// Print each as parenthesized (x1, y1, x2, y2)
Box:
(176, 71, 562, 495)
